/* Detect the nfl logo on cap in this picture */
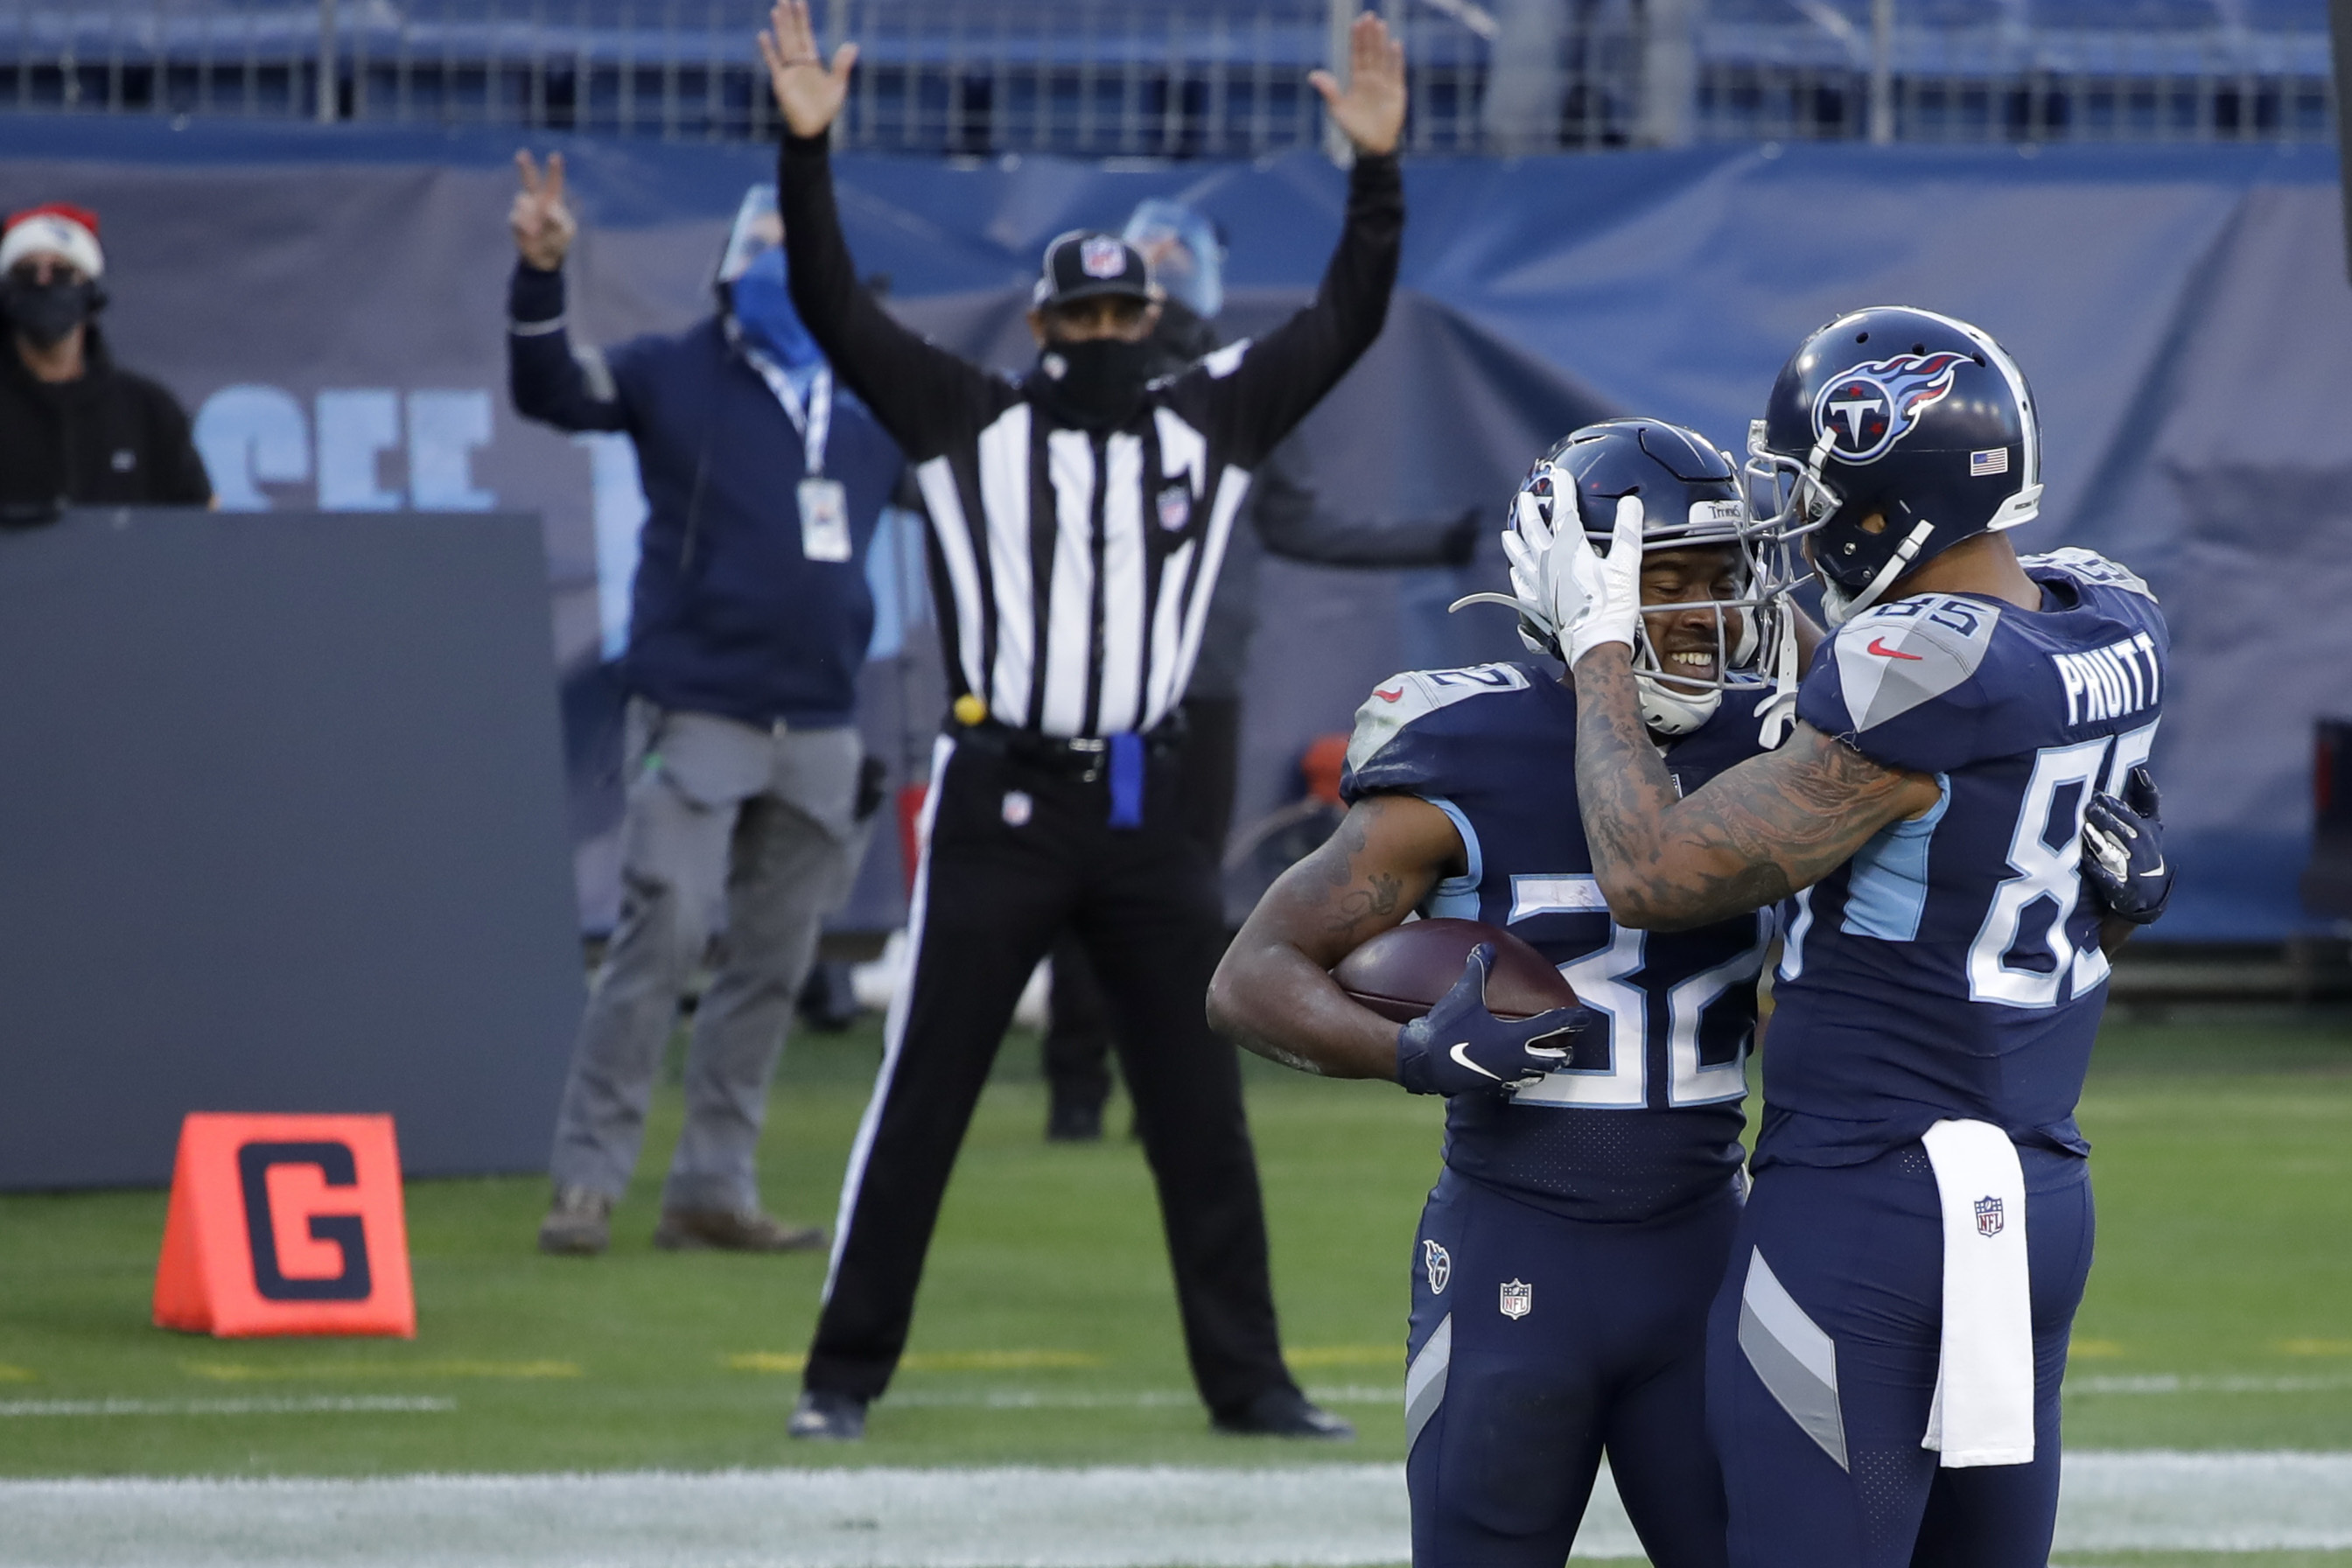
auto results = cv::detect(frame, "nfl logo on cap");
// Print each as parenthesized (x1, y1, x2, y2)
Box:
(1080, 236, 1128, 279)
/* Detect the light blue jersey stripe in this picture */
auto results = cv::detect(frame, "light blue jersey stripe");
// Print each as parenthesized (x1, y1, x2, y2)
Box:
(1419, 795, 1482, 920)
(1839, 774, 1951, 942)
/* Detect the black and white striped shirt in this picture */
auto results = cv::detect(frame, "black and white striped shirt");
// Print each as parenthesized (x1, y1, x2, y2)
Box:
(782, 135, 1404, 738)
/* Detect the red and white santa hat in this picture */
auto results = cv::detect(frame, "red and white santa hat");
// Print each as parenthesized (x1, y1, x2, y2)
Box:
(0, 203, 105, 280)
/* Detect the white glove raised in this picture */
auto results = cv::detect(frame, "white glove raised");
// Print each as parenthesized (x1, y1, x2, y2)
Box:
(1450, 478, 1645, 666)
(1502, 488, 1642, 667)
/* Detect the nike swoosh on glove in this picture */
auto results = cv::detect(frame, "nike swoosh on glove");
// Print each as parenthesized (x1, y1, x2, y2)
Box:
(2082, 764, 2170, 925)
(1394, 942, 1591, 1096)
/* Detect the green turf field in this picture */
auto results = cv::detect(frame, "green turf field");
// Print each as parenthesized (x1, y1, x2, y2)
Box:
(2, 1006, 2348, 1565)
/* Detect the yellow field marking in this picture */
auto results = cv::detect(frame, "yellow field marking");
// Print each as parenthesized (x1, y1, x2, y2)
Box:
(0, 1364, 34, 1382)
(2068, 1339, 2126, 1359)
(724, 1349, 1106, 1375)
(184, 1360, 580, 1382)
(2278, 1338, 2352, 1356)
(1285, 1346, 1402, 1368)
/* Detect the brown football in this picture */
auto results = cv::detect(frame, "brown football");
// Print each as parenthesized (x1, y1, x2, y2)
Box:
(1333, 917, 1579, 1024)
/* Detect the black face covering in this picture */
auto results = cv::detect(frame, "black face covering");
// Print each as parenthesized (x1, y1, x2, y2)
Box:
(3, 277, 100, 351)
(1035, 334, 1158, 430)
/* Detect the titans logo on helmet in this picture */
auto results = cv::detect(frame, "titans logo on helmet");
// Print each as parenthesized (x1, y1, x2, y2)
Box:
(1810, 351, 1967, 465)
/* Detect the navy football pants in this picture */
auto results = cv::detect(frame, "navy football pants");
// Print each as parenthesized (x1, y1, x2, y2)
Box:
(1406, 1169, 1739, 1568)
(1709, 1143, 2095, 1568)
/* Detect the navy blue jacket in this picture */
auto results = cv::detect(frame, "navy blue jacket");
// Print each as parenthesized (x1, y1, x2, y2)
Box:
(508, 263, 902, 728)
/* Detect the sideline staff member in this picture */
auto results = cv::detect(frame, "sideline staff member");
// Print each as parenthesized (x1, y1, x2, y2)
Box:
(0, 203, 211, 520)
(508, 153, 901, 1256)
(761, 0, 1408, 1441)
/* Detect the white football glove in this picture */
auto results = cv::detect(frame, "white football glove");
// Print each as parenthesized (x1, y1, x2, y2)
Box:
(1502, 488, 1642, 667)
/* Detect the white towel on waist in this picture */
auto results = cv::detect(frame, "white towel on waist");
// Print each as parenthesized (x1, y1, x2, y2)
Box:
(1920, 1117, 2034, 1466)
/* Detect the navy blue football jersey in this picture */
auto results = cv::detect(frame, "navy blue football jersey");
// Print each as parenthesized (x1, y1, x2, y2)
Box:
(1342, 662, 1773, 1222)
(1762, 548, 2169, 1170)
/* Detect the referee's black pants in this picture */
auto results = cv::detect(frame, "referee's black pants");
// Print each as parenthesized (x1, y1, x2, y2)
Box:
(805, 725, 1296, 1418)
(1043, 695, 1242, 1116)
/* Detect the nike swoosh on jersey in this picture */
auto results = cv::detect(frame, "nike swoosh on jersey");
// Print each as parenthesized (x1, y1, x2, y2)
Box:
(1448, 1042, 1501, 1081)
(1866, 636, 1925, 661)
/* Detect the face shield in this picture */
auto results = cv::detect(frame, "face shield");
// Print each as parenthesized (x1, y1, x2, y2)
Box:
(716, 183, 783, 287)
(1121, 199, 1224, 320)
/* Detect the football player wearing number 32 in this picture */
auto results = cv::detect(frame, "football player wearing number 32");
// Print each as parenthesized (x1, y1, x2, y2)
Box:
(1212, 418, 1814, 1568)
(1554, 307, 2172, 1568)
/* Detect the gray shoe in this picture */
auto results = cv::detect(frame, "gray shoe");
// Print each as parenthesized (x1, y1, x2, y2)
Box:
(787, 1389, 866, 1441)
(537, 1186, 613, 1256)
(653, 1208, 826, 1253)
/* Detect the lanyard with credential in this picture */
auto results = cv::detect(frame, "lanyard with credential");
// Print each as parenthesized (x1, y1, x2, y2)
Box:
(747, 349, 852, 565)
(746, 352, 834, 476)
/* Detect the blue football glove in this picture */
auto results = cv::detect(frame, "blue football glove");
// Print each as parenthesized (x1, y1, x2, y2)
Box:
(1395, 943, 1590, 1096)
(2082, 765, 2171, 926)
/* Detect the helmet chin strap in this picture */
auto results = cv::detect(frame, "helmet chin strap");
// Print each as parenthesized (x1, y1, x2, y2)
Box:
(1820, 517, 1936, 626)
(1754, 611, 1802, 747)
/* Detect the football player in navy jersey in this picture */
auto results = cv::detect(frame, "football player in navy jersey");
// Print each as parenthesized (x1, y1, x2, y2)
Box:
(1210, 419, 1810, 1568)
(1542, 309, 2174, 1568)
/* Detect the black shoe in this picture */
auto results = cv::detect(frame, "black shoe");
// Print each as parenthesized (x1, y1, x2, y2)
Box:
(787, 1389, 867, 1441)
(1212, 1386, 1356, 1441)
(1046, 1096, 1104, 1142)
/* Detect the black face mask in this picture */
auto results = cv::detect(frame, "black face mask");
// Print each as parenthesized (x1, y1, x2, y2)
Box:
(3, 277, 100, 351)
(1035, 334, 1157, 430)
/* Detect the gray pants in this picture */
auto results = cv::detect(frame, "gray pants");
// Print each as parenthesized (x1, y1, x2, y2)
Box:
(550, 701, 867, 1213)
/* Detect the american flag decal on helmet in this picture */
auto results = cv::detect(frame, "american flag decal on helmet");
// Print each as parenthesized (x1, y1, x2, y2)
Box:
(1970, 448, 2010, 477)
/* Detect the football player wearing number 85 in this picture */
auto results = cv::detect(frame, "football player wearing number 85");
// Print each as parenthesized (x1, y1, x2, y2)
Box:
(1212, 419, 1815, 1568)
(1553, 307, 2173, 1568)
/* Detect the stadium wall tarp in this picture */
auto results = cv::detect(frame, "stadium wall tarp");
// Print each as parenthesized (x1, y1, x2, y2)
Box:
(4, 116, 2342, 941)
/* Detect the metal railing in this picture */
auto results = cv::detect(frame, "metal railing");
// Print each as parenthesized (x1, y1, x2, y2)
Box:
(0, 1, 2332, 151)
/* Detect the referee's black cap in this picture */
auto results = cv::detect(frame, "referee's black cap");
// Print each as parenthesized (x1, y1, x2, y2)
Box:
(1032, 230, 1157, 309)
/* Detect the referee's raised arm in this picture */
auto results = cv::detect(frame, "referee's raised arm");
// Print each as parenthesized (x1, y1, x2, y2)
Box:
(762, 2, 997, 455)
(1174, 14, 1407, 467)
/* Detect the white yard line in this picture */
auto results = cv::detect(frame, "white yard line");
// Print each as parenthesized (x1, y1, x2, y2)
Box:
(3, 1452, 2349, 1567)
(0, 1397, 454, 1418)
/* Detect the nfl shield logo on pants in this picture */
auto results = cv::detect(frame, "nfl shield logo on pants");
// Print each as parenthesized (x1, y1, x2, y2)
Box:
(1499, 1278, 1532, 1320)
(1975, 1195, 2005, 1237)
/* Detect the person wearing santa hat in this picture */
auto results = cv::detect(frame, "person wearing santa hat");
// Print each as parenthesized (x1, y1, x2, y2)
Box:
(0, 202, 212, 522)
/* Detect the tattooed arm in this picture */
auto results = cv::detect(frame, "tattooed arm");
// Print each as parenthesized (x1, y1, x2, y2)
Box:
(1571, 648, 1945, 931)
(1207, 794, 1462, 1079)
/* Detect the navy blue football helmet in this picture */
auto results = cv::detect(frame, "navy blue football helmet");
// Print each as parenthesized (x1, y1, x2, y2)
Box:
(1459, 418, 1794, 736)
(1746, 306, 2043, 625)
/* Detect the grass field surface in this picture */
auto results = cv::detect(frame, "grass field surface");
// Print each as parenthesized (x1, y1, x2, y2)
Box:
(2, 1005, 2348, 1564)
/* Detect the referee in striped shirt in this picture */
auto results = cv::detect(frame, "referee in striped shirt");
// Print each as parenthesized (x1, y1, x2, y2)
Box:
(761, 2, 1408, 1442)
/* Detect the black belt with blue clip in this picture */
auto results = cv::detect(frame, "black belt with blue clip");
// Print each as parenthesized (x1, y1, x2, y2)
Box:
(948, 700, 1185, 826)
